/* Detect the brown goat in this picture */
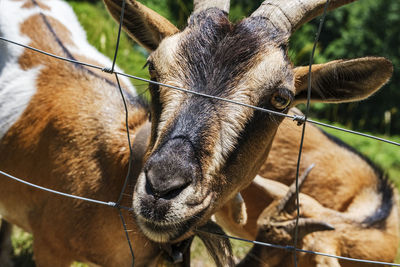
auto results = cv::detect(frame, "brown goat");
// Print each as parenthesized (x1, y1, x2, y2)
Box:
(0, 0, 394, 266)
(215, 109, 399, 266)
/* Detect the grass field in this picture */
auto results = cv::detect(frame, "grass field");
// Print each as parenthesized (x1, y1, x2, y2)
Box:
(4, 0, 400, 266)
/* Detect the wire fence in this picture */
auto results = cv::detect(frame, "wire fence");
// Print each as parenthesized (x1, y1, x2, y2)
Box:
(1, 35, 398, 147)
(0, 0, 399, 266)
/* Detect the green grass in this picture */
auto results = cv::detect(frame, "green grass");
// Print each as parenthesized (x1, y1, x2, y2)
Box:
(190, 237, 252, 266)
(10, 227, 34, 267)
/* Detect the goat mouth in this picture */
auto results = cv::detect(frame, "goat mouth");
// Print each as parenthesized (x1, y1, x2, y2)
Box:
(136, 208, 208, 243)
(133, 193, 213, 242)
(132, 173, 215, 242)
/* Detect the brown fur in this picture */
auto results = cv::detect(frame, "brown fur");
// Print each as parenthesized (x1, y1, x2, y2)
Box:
(21, 0, 50, 10)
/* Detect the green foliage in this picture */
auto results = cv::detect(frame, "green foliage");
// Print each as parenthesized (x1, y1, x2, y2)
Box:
(191, 236, 252, 265)
(300, 0, 400, 135)
(166, 0, 192, 28)
(11, 227, 34, 267)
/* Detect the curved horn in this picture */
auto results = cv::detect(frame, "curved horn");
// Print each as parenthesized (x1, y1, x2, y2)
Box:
(193, 0, 230, 14)
(251, 0, 357, 33)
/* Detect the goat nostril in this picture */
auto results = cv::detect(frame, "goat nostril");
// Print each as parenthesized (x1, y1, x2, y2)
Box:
(144, 176, 155, 196)
(162, 182, 190, 199)
(145, 169, 191, 200)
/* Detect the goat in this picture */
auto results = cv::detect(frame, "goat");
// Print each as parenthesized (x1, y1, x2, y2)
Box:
(215, 109, 399, 266)
(0, 0, 394, 265)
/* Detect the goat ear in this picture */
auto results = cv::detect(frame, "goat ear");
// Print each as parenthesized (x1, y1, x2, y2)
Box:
(293, 57, 393, 104)
(104, 0, 179, 52)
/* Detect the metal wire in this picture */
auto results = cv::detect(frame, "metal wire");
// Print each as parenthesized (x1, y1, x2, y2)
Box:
(114, 71, 136, 266)
(0, 170, 133, 211)
(118, 208, 135, 267)
(110, 0, 126, 73)
(114, 72, 133, 205)
(107, 0, 136, 264)
(293, 1, 330, 266)
(0, 36, 398, 147)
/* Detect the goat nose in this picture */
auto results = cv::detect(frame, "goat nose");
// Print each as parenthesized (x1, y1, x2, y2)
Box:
(145, 168, 191, 199)
(143, 138, 199, 199)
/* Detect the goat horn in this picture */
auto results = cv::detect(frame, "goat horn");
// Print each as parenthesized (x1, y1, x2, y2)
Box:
(280, 218, 335, 239)
(193, 0, 230, 14)
(251, 0, 357, 33)
(104, 0, 179, 50)
(276, 163, 316, 213)
(252, 163, 315, 206)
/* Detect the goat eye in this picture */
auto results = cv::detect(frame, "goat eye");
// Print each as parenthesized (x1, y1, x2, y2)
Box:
(270, 91, 291, 110)
(147, 61, 157, 78)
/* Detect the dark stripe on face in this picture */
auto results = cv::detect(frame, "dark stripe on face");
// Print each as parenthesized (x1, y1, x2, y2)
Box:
(155, 95, 217, 164)
(178, 10, 289, 98)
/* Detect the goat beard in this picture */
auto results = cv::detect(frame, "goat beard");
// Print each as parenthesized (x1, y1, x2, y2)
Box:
(195, 220, 235, 266)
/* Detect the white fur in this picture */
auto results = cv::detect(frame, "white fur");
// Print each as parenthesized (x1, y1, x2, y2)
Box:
(345, 187, 381, 221)
(0, 0, 136, 140)
(0, 0, 41, 140)
(0, 66, 42, 139)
